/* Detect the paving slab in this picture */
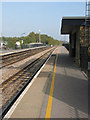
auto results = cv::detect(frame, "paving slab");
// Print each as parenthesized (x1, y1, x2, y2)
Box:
(7, 47, 57, 118)
(40, 46, 88, 118)
(5, 46, 88, 119)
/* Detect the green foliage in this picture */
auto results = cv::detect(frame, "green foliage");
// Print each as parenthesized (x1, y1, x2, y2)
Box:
(28, 32, 36, 43)
(35, 33, 39, 43)
(2, 32, 62, 49)
(41, 34, 62, 45)
(2, 37, 17, 49)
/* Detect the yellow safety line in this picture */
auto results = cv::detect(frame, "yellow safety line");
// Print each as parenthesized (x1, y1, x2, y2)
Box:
(45, 48, 59, 119)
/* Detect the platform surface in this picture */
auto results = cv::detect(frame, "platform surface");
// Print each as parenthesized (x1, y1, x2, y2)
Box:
(7, 46, 88, 119)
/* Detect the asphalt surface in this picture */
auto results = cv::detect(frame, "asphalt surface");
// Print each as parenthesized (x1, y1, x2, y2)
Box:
(40, 46, 88, 118)
(0, 49, 18, 54)
(6, 46, 88, 119)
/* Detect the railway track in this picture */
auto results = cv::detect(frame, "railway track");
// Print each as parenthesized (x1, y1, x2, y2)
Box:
(0, 47, 56, 119)
(0, 46, 49, 68)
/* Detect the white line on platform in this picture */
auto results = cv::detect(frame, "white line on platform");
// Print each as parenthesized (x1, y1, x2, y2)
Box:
(3, 47, 57, 120)
(82, 71, 88, 79)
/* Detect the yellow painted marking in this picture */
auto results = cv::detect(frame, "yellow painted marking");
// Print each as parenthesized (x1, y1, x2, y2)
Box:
(45, 48, 59, 119)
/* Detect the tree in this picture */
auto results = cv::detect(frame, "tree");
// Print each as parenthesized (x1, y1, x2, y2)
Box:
(2, 32, 62, 49)
(28, 32, 36, 43)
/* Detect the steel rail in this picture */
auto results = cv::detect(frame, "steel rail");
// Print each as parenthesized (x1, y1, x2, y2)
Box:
(0, 47, 56, 119)
(0, 46, 49, 69)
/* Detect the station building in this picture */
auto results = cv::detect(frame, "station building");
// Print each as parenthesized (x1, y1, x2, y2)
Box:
(61, 17, 90, 78)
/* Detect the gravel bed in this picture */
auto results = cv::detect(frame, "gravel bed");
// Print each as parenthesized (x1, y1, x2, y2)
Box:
(1, 48, 54, 84)
(2, 51, 51, 109)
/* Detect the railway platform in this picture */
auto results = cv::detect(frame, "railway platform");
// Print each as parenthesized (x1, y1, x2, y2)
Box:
(4, 46, 88, 119)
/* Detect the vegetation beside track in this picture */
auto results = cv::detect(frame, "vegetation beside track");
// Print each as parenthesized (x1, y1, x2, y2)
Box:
(1, 32, 63, 49)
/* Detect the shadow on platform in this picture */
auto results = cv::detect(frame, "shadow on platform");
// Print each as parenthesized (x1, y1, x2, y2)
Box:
(42, 52, 88, 117)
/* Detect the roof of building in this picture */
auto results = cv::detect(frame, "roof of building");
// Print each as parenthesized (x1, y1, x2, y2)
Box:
(62, 16, 90, 19)
(61, 16, 90, 34)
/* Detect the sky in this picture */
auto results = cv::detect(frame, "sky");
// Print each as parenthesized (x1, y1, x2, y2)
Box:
(1, 2, 86, 41)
